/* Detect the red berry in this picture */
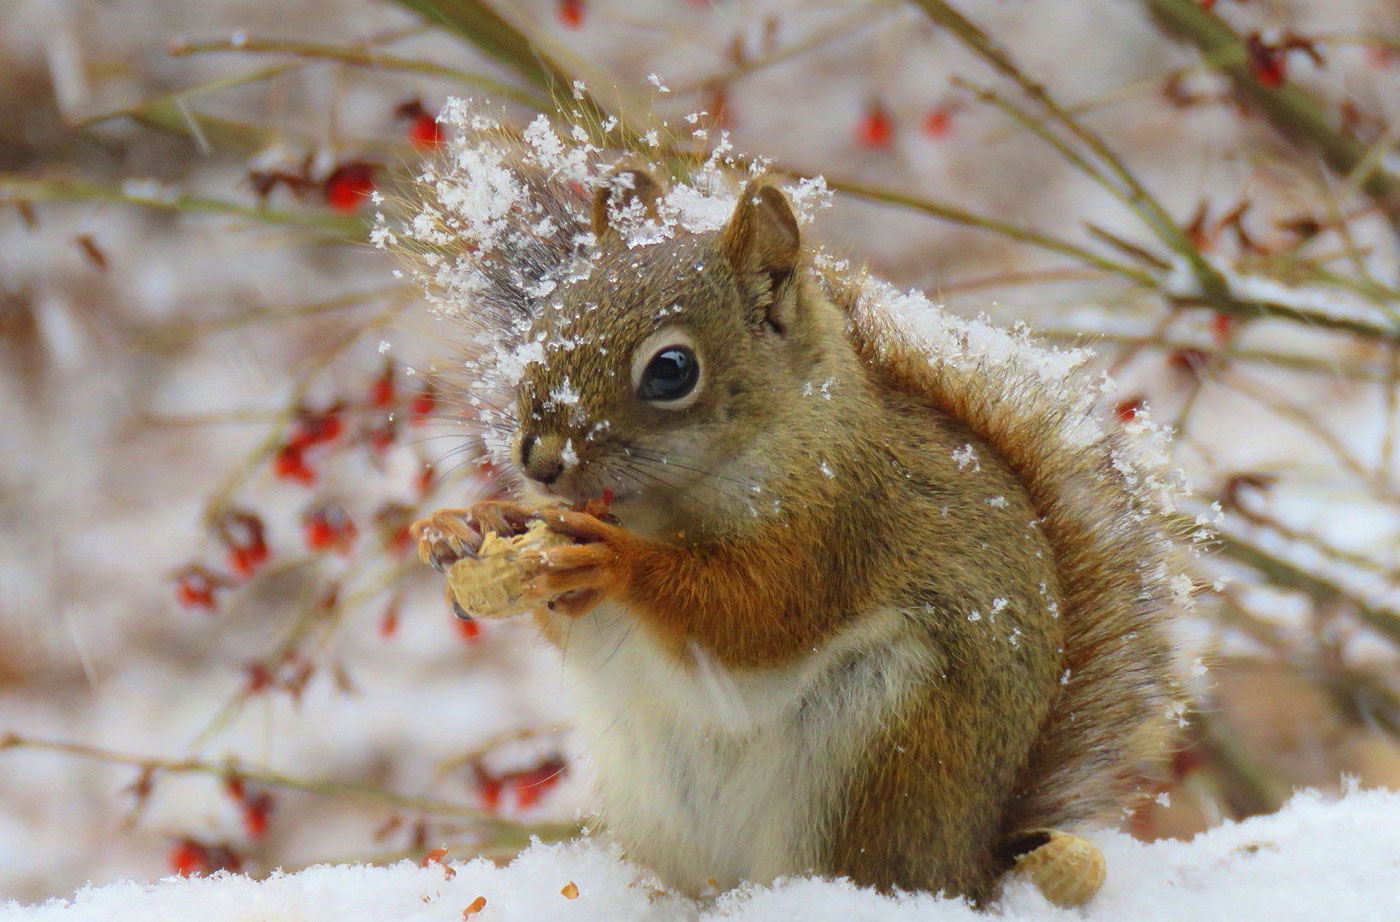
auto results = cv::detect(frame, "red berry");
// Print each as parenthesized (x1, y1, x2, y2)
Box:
(214, 510, 270, 579)
(407, 113, 442, 149)
(303, 518, 334, 550)
(557, 0, 584, 29)
(240, 792, 274, 840)
(290, 404, 344, 448)
(323, 163, 376, 213)
(454, 617, 481, 642)
(855, 103, 894, 150)
(310, 414, 342, 444)
(175, 580, 215, 610)
(379, 604, 400, 638)
(272, 444, 316, 484)
(302, 504, 358, 554)
(1245, 34, 1285, 88)
(511, 759, 565, 810)
(367, 419, 398, 453)
(228, 546, 255, 578)
(369, 364, 395, 408)
(173, 567, 222, 611)
(476, 775, 502, 813)
(921, 107, 953, 139)
(1211, 312, 1237, 343)
(227, 541, 268, 579)
(1168, 348, 1210, 376)
(408, 384, 436, 422)
(167, 840, 208, 876)
(1113, 398, 1144, 424)
(245, 663, 272, 694)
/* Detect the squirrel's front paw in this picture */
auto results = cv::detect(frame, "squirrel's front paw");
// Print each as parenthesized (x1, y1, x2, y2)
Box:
(524, 509, 635, 618)
(410, 501, 534, 572)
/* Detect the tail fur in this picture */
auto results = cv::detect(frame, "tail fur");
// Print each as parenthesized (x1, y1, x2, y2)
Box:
(839, 272, 1187, 835)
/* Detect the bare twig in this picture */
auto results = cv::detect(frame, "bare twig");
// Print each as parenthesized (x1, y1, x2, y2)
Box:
(168, 37, 547, 109)
(1143, 0, 1400, 226)
(0, 733, 572, 841)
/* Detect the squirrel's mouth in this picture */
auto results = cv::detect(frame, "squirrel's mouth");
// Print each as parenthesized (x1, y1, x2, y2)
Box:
(523, 466, 628, 508)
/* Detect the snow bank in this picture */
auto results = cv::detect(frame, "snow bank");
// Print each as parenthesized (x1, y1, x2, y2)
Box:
(6, 788, 1396, 922)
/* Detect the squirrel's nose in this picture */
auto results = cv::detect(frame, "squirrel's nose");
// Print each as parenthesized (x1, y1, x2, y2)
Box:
(519, 432, 567, 485)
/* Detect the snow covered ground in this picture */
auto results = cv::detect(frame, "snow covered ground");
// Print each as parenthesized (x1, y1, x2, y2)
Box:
(6, 788, 1397, 922)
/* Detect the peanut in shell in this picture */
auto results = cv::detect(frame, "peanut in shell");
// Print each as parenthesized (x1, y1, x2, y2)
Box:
(442, 519, 567, 620)
(1013, 829, 1106, 908)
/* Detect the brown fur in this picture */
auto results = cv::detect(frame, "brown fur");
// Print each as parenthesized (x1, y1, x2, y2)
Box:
(445, 176, 1180, 901)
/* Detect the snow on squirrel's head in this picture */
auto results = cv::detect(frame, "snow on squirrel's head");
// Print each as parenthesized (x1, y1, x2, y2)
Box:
(379, 100, 1190, 533)
(377, 99, 842, 516)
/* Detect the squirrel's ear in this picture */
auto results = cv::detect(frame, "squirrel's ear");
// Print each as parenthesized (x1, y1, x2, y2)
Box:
(720, 180, 801, 313)
(591, 168, 664, 243)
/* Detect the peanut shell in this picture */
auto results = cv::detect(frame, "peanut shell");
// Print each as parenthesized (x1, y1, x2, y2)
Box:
(442, 519, 567, 620)
(1013, 829, 1106, 908)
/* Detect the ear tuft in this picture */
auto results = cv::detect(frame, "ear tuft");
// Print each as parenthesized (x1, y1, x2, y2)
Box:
(719, 180, 801, 299)
(591, 168, 664, 243)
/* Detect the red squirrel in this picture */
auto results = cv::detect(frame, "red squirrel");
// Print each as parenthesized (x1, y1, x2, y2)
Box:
(400, 142, 1186, 906)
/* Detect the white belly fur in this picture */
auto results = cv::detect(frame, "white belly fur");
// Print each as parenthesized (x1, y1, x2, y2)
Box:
(551, 601, 935, 891)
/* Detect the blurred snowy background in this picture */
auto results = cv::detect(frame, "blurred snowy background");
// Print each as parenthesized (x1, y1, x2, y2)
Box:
(3, 0, 1400, 905)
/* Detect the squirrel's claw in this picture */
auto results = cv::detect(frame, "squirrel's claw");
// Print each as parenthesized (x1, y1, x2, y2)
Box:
(410, 501, 536, 572)
(532, 508, 626, 544)
(411, 509, 483, 572)
(469, 500, 534, 537)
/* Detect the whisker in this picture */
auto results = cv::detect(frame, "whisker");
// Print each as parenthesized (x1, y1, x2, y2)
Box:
(624, 447, 759, 491)
(618, 458, 750, 506)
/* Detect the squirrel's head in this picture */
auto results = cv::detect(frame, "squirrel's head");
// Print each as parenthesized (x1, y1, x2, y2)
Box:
(506, 168, 829, 524)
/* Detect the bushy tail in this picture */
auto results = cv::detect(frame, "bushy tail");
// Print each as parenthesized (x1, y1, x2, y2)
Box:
(840, 271, 1188, 834)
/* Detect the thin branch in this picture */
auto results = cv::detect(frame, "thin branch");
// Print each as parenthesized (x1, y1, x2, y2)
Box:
(670, 2, 896, 96)
(0, 176, 366, 237)
(1034, 328, 1392, 380)
(1215, 534, 1400, 646)
(197, 294, 411, 526)
(0, 733, 569, 839)
(386, 0, 641, 145)
(129, 285, 407, 353)
(1143, 0, 1400, 227)
(168, 37, 548, 109)
(911, 0, 1230, 302)
(804, 174, 1158, 286)
(1188, 710, 1290, 818)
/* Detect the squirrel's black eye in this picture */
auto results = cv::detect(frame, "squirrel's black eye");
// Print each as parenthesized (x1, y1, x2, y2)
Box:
(638, 346, 699, 402)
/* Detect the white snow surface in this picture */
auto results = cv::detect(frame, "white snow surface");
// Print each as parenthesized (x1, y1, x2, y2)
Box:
(5, 788, 1397, 922)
